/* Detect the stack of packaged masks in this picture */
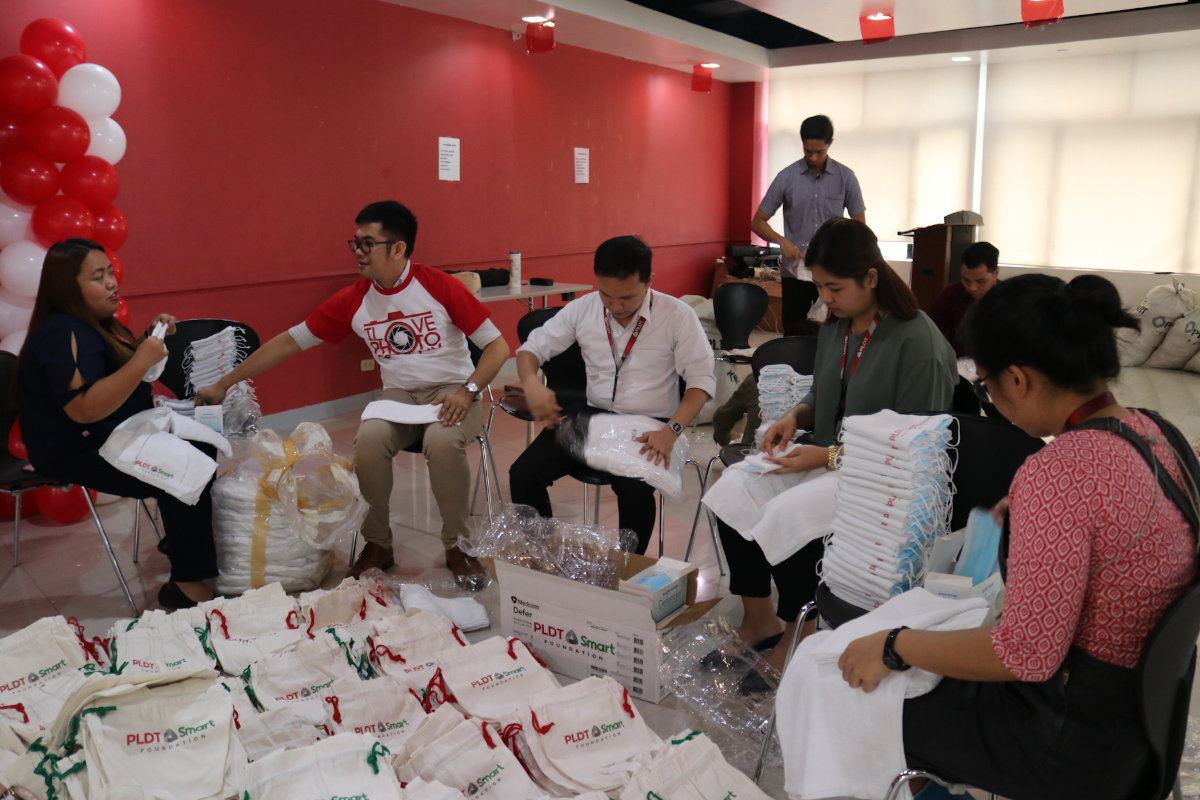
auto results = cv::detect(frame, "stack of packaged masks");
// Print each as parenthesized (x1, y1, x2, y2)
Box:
(754, 364, 812, 445)
(821, 410, 955, 609)
(162, 325, 262, 437)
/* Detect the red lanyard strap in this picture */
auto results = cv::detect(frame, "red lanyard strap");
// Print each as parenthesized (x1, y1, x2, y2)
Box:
(604, 295, 652, 403)
(838, 314, 881, 412)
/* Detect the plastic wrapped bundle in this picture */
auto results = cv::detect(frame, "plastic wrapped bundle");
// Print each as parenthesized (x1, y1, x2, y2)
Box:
(821, 410, 955, 609)
(555, 409, 690, 498)
(756, 364, 812, 428)
(213, 422, 367, 595)
(184, 325, 262, 436)
(459, 503, 638, 588)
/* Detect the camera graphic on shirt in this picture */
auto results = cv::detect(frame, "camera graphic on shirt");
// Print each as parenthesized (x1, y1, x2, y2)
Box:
(364, 310, 442, 358)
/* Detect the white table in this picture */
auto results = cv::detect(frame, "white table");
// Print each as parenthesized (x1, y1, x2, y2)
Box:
(477, 281, 591, 310)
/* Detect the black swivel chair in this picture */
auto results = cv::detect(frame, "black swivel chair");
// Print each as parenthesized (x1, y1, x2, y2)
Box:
(687, 336, 820, 567)
(0, 352, 139, 614)
(885, 578, 1200, 800)
(713, 282, 769, 363)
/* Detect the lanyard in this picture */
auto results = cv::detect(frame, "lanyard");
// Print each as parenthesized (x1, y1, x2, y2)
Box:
(838, 314, 881, 412)
(1063, 391, 1118, 431)
(604, 295, 652, 403)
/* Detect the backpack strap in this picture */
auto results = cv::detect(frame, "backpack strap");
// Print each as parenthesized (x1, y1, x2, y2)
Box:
(1073, 411, 1200, 535)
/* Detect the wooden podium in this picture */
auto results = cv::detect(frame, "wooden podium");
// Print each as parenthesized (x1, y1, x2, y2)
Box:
(901, 223, 979, 312)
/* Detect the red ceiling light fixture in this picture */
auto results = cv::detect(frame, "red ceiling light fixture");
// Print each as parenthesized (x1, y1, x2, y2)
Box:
(691, 63, 715, 93)
(524, 18, 555, 53)
(1021, 0, 1065, 27)
(859, 8, 895, 44)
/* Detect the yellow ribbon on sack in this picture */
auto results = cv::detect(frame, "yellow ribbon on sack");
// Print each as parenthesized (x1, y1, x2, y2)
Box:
(249, 440, 354, 588)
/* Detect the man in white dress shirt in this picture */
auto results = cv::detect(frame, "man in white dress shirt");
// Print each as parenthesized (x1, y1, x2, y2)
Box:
(509, 235, 715, 553)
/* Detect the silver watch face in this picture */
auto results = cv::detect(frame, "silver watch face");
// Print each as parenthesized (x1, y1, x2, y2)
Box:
(464, 381, 480, 394)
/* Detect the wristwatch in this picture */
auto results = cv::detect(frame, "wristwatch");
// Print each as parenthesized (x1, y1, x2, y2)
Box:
(882, 626, 911, 671)
(667, 421, 683, 436)
(462, 381, 480, 397)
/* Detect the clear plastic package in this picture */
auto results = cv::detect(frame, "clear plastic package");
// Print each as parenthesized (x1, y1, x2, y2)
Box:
(555, 410, 691, 498)
(458, 504, 638, 589)
(212, 422, 367, 594)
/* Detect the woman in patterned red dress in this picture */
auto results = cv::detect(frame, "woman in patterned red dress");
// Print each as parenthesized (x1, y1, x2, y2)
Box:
(837, 273, 1199, 800)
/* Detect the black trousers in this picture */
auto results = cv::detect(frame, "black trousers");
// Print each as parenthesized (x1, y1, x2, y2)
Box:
(716, 516, 823, 623)
(39, 448, 218, 583)
(509, 422, 657, 555)
(781, 277, 820, 336)
(903, 648, 1152, 800)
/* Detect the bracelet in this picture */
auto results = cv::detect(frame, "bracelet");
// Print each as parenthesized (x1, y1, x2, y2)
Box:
(825, 445, 839, 471)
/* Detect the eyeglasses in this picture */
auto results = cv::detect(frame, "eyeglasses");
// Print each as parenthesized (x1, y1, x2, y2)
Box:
(347, 238, 398, 255)
(972, 375, 992, 405)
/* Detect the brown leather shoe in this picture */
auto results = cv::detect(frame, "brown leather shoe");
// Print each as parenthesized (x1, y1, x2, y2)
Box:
(349, 542, 395, 579)
(446, 546, 488, 591)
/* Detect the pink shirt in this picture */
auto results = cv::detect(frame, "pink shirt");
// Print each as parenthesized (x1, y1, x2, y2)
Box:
(991, 411, 1196, 680)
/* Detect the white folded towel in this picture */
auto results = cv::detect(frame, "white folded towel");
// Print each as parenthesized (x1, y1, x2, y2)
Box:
(399, 584, 490, 632)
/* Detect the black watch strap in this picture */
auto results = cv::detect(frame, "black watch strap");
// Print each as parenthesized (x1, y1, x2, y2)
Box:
(882, 626, 911, 671)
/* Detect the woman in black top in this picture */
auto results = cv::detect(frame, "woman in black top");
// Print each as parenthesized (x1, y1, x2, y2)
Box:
(18, 238, 217, 608)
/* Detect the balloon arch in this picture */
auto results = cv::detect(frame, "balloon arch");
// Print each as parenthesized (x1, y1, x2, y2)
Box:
(0, 18, 126, 522)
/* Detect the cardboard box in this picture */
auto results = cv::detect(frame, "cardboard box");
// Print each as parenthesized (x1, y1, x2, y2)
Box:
(491, 554, 720, 703)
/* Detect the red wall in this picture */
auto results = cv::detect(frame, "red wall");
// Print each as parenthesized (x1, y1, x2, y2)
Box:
(2, 0, 742, 414)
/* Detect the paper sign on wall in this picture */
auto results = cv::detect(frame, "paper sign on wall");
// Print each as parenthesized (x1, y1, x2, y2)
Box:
(574, 147, 589, 184)
(439, 137, 460, 181)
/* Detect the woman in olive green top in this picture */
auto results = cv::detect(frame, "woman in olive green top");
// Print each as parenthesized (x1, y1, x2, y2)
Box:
(702, 218, 957, 693)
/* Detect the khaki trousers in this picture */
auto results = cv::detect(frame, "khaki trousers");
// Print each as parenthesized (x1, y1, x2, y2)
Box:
(354, 384, 481, 550)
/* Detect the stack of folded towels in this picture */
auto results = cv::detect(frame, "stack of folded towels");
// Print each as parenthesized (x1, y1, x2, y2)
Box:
(820, 410, 954, 608)
(755, 365, 813, 445)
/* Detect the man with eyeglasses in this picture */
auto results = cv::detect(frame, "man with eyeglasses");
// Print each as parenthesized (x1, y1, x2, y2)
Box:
(197, 201, 509, 588)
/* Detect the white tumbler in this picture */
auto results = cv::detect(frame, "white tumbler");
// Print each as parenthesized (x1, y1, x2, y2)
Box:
(508, 251, 521, 288)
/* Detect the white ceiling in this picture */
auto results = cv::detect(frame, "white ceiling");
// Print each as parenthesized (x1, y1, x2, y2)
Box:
(384, 0, 1200, 83)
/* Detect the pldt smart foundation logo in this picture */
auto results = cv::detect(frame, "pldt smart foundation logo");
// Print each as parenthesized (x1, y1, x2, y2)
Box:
(532, 623, 617, 655)
(470, 667, 527, 689)
(125, 720, 216, 752)
(465, 763, 505, 795)
(273, 677, 335, 704)
(133, 460, 175, 480)
(0, 660, 68, 694)
(563, 718, 626, 747)
(364, 310, 441, 358)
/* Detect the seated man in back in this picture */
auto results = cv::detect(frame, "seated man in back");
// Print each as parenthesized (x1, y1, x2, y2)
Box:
(930, 241, 1000, 356)
(508, 235, 715, 554)
(198, 200, 509, 588)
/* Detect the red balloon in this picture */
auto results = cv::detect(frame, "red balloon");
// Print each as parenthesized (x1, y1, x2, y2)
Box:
(114, 297, 130, 326)
(106, 249, 123, 283)
(60, 155, 118, 210)
(7, 418, 27, 459)
(0, 112, 24, 161)
(20, 19, 87, 79)
(0, 149, 60, 205)
(0, 492, 38, 520)
(0, 55, 57, 119)
(26, 105, 89, 163)
(92, 205, 127, 250)
(33, 485, 94, 524)
(32, 195, 95, 247)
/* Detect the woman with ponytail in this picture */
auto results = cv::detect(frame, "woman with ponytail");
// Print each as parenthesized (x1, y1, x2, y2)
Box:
(702, 217, 958, 692)
(837, 273, 1200, 799)
(17, 238, 217, 609)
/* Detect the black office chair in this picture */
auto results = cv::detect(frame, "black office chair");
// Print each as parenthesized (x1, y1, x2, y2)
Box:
(713, 282, 769, 363)
(884, 578, 1200, 800)
(688, 336, 820, 566)
(0, 352, 139, 614)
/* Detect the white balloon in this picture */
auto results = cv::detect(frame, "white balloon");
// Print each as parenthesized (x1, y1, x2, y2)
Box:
(0, 293, 32, 338)
(85, 117, 127, 164)
(58, 63, 122, 121)
(0, 241, 48, 299)
(0, 328, 26, 355)
(0, 201, 32, 249)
